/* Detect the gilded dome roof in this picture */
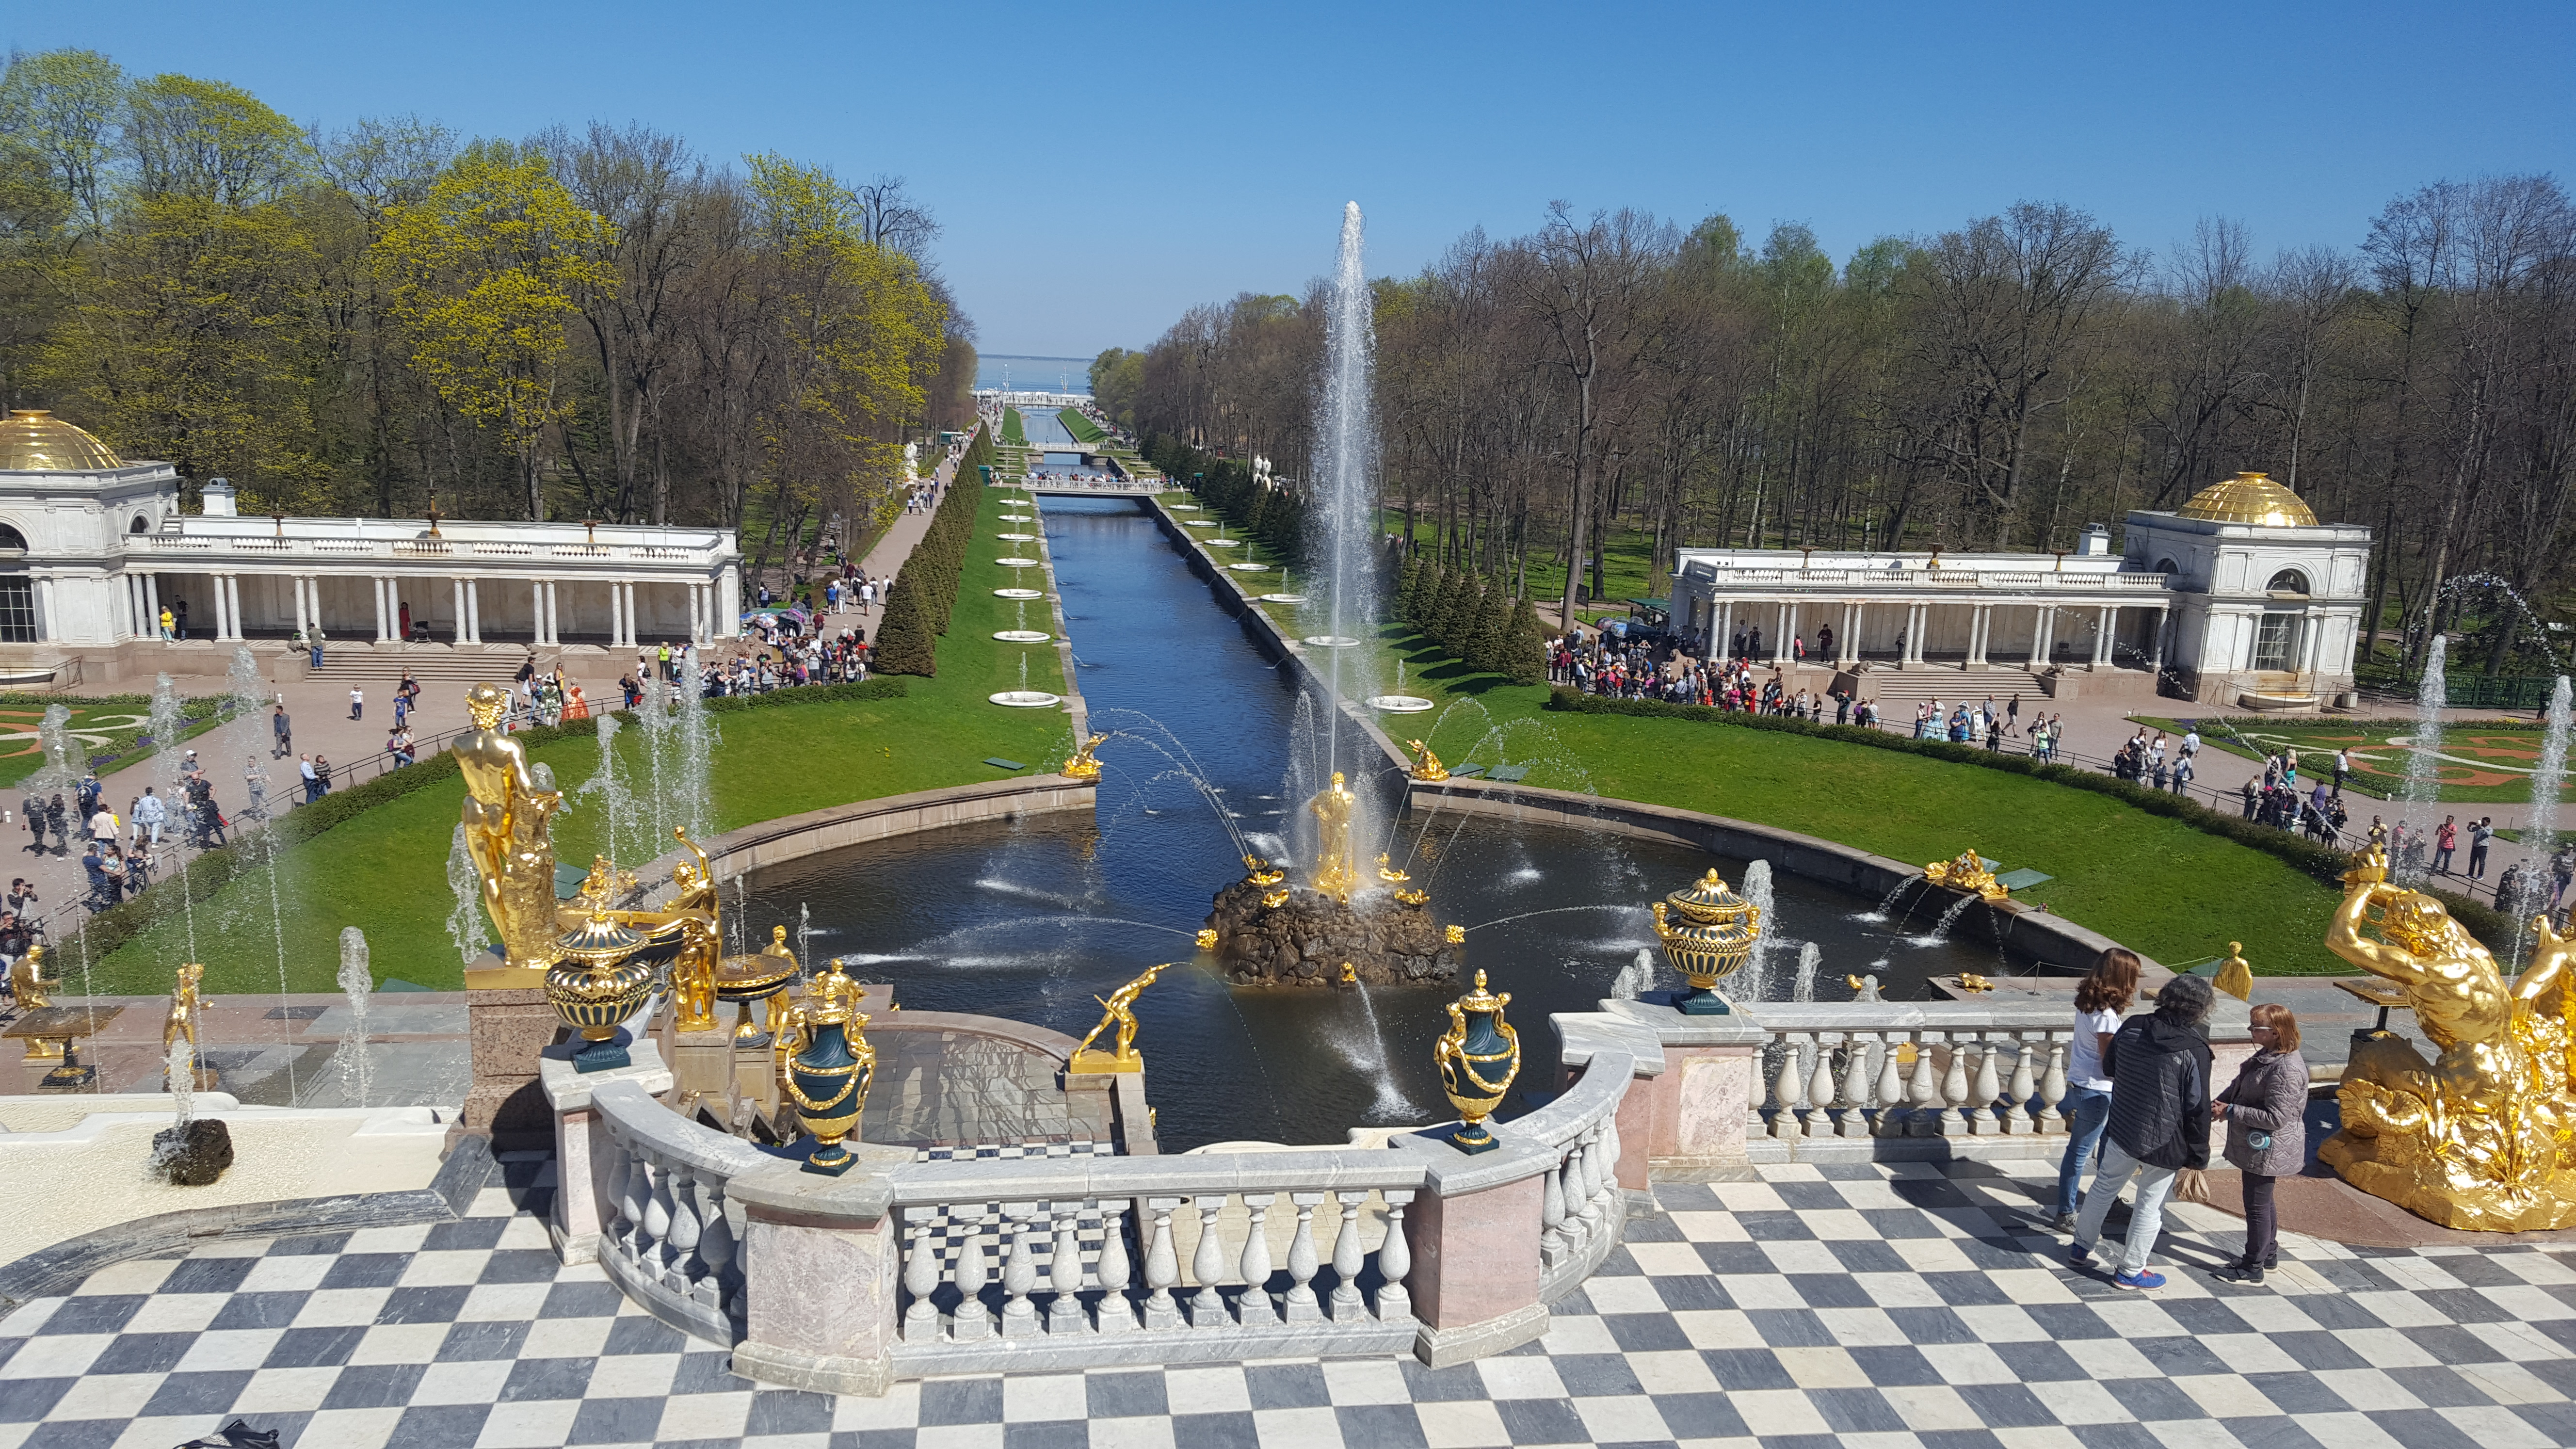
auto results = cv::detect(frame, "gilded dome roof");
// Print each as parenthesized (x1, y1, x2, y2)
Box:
(2175, 471, 2317, 528)
(0, 410, 123, 472)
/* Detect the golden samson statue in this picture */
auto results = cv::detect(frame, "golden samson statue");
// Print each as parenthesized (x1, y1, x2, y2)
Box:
(1308, 771, 1359, 903)
(2319, 845, 2576, 1231)
(459, 683, 565, 974)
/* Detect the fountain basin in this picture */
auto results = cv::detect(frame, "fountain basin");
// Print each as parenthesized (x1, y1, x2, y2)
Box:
(1259, 593, 1308, 604)
(1206, 539, 1242, 548)
(1184, 519, 1217, 527)
(988, 691, 1063, 708)
(996, 557, 1042, 568)
(1168, 503, 1200, 510)
(996, 532, 1037, 542)
(1368, 695, 1435, 713)
(993, 630, 1053, 643)
(1226, 563, 1272, 572)
(1302, 635, 1361, 647)
(994, 588, 1045, 600)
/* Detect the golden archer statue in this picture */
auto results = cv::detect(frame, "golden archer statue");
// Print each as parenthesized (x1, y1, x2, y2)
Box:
(1308, 771, 1358, 902)
(1071, 963, 1165, 1073)
(2319, 845, 2576, 1230)
(458, 683, 565, 971)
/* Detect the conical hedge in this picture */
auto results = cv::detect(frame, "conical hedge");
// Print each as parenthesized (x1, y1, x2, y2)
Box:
(872, 568, 938, 676)
(1504, 594, 1547, 684)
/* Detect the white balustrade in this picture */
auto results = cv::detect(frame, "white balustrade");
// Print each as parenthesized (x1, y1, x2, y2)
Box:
(1737, 1004, 2072, 1145)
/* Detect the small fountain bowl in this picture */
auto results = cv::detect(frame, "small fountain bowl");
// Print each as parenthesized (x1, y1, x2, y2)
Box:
(1368, 695, 1436, 713)
(1168, 502, 1200, 511)
(1183, 518, 1217, 527)
(1302, 635, 1361, 648)
(994, 630, 1053, 643)
(996, 557, 1043, 568)
(996, 532, 1037, 541)
(989, 691, 1064, 708)
(1258, 593, 1308, 604)
(994, 588, 1045, 599)
(1226, 562, 1272, 572)
(1205, 539, 1242, 547)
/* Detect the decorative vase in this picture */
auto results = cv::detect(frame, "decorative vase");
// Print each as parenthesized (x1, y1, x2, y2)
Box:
(715, 926, 802, 1046)
(779, 959, 875, 1175)
(546, 909, 656, 1072)
(1434, 970, 1520, 1154)
(1651, 868, 1762, 1015)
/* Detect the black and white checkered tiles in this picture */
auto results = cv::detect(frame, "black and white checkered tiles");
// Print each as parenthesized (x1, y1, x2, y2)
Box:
(3, 1155, 2572, 1449)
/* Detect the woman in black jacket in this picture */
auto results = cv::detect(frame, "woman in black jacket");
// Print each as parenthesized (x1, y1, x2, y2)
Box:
(2068, 974, 2214, 1290)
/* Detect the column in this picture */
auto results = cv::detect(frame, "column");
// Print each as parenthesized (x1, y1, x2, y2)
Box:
(370, 579, 386, 642)
(218, 575, 238, 642)
(719, 567, 740, 638)
(1901, 604, 1921, 666)
(1716, 600, 1734, 658)
(1785, 603, 1801, 666)
(2092, 604, 2114, 670)
(467, 580, 483, 644)
(2151, 606, 2170, 671)
(2029, 605, 2048, 668)
(545, 581, 560, 646)
(123, 575, 142, 639)
(32, 578, 53, 643)
(1968, 604, 1990, 669)
(145, 575, 161, 638)
(451, 578, 468, 644)
(689, 583, 705, 646)
(1839, 602, 1859, 667)
(1771, 602, 1791, 667)
(617, 582, 634, 649)
(531, 581, 545, 646)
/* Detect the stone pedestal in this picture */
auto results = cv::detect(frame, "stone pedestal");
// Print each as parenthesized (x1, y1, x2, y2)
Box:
(460, 967, 562, 1153)
(729, 1148, 910, 1396)
(539, 1041, 674, 1263)
(1391, 1141, 1548, 1367)
(1603, 1001, 1765, 1177)
(668, 1028, 736, 1111)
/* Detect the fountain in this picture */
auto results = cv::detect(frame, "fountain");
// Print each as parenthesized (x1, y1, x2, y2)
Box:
(337, 926, 375, 1107)
(445, 823, 487, 965)
(1793, 942, 1821, 1002)
(675, 652, 716, 841)
(1739, 860, 1778, 996)
(2397, 636, 2448, 883)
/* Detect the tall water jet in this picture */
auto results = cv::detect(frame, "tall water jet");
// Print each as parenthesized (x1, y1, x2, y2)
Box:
(1310, 201, 1381, 795)
(676, 650, 717, 840)
(32, 703, 71, 789)
(2530, 676, 2570, 861)
(337, 926, 374, 1107)
(1793, 942, 1821, 1002)
(445, 823, 486, 965)
(2399, 635, 2447, 882)
(147, 674, 197, 960)
(577, 711, 634, 869)
(1741, 860, 1778, 997)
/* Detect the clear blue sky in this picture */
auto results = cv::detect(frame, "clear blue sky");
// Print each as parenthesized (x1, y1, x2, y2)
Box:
(12, 3, 2572, 358)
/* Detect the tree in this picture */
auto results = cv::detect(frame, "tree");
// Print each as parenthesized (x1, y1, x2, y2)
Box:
(1504, 595, 1547, 684)
(0, 48, 123, 236)
(375, 140, 615, 519)
(1467, 579, 1512, 673)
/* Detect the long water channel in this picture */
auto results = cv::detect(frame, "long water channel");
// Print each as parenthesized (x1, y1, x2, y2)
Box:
(746, 497, 1996, 1150)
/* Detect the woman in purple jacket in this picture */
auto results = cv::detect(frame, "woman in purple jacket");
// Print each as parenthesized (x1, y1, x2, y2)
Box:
(2211, 1003, 2309, 1284)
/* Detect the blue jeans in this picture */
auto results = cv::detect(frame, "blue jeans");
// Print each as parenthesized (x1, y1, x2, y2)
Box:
(2055, 1084, 2112, 1217)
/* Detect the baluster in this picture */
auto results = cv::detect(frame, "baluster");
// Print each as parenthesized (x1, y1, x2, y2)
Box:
(600, 1134, 631, 1242)
(2005, 1037, 2038, 1135)
(1000, 1202, 1041, 1336)
(693, 1178, 733, 1309)
(1805, 1039, 1838, 1138)
(1095, 1199, 1136, 1333)
(1375, 1190, 1415, 1321)
(902, 1207, 941, 1342)
(1590, 1121, 1619, 1219)
(1327, 1191, 1368, 1320)
(641, 1155, 674, 1267)
(1840, 1033, 1875, 1138)
(1570, 1136, 1604, 1241)
(1237, 1194, 1278, 1325)
(662, 1165, 702, 1287)
(1282, 1193, 1324, 1322)
(2038, 1039, 2069, 1134)
(1941, 1038, 1976, 1135)
(617, 1153, 648, 1256)
(951, 1205, 992, 1341)
(1188, 1195, 1229, 1326)
(1599, 1113, 1625, 1207)
(1966, 1037, 2002, 1135)
(1142, 1198, 1182, 1330)
(1747, 1036, 1770, 1137)
(1874, 1035, 1907, 1136)
(1556, 1147, 1587, 1251)
(1047, 1201, 1087, 1333)
(1770, 1035, 1804, 1138)
(1904, 1032, 1940, 1137)
(1540, 1151, 1569, 1265)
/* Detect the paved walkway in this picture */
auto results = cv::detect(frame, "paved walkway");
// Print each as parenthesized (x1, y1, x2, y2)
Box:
(2, 1154, 2567, 1449)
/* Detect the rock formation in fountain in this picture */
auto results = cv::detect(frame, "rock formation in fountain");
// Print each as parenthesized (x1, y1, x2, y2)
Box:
(1205, 878, 1461, 987)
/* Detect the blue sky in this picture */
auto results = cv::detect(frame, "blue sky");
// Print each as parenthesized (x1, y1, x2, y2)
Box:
(12, 2, 2572, 358)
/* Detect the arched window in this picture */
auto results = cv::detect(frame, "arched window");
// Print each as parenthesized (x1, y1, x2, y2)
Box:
(2154, 557, 2179, 574)
(0, 524, 27, 553)
(2266, 569, 2310, 595)
(129, 514, 150, 534)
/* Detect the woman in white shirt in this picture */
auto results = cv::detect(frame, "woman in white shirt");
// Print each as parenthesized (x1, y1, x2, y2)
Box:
(2054, 947, 2140, 1231)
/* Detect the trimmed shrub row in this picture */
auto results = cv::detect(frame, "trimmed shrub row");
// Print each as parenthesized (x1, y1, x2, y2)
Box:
(1140, 435, 1310, 564)
(1396, 556, 1546, 685)
(875, 429, 995, 676)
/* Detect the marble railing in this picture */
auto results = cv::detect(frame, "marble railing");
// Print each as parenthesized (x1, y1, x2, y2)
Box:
(587, 1078, 774, 1345)
(1734, 1002, 2074, 1143)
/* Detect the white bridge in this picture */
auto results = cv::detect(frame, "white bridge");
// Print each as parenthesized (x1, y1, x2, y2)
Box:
(976, 389, 1091, 409)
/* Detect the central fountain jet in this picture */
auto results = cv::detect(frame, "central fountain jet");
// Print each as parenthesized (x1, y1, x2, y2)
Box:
(1203, 204, 1463, 989)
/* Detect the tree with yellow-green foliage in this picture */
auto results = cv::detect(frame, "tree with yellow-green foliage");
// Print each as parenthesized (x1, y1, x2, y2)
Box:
(374, 140, 614, 519)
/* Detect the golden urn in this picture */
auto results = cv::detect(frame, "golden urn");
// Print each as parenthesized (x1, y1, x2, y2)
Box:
(545, 907, 657, 1073)
(1650, 868, 1763, 1014)
(1434, 970, 1521, 1154)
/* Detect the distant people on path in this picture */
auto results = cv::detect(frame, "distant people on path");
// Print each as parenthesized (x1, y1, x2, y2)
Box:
(2434, 815, 2458, 873)
(2212, 1003, 2307, 1285)
(2469, 817, 2494, 881)
(299, 754, 321, 805)
(349, 686, 364, 722)
(2053, 948, 2138, 1232)
(2067, 975, 2214, 1291)
(273, 707, 291, 758)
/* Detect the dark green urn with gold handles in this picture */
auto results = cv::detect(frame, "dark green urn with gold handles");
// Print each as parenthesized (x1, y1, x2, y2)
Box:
(779, 958, 876, 1176)
(1434, 969, 1520, 1155)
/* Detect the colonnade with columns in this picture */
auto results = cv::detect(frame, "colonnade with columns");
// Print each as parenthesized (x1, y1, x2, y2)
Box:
(1688, 595, 2170, 673)
(113, 570, 734, 647)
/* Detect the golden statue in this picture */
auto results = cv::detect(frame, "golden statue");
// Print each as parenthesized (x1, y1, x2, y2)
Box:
(1241, 854, 1283, 887)
(459, 682, 565, 973)
(1923, 849, 2007, 901)
(2213, 940, 2254, 1002)
(1063, 733, 1106, 781)
(1376, 852, 1410, 884)
(1394, 888, 1429, 907)
(1308, 772, 1358, 902)
(2319, 846, 2576, 1230)
(1071, 963, 1166, 1073)
(10, 944, 57, 1010)
(162, 962, 205, 1058)
(1406, 739, 1448, 782)
(1195, 927, 1218, 950)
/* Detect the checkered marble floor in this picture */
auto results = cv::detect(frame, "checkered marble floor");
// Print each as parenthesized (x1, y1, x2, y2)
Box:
(4, 1154, 2573, 1449)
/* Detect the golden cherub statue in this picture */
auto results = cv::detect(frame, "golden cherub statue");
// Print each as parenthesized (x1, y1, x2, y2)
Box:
(1071, 963, 1166, 1073)
(2319, 845, 2576, 1230)
(10, 944, 57, 1011)
(162, 962, 206, 1058)
(1063, 733, 1106, 781)
(1406, 739, 1448, 782)
(458, 682, 565, 971)
(1308, 772, 1358, 902)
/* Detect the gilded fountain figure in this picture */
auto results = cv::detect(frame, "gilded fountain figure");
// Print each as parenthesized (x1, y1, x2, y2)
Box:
(1071, 963, 1166, 1073)
(1922, 849, 2007, 901)
(1063, 732, 1106, 781)
(2318, 845, 2576, 1230)
(459, 682, 566, 977)
(1308, 771, 1359, 902)
(1405, 739, 1448, 782)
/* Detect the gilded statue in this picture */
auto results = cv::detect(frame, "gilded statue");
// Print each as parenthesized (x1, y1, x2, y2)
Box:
(1063, 733, 1106, 781)
(1923, 849, 2007, 901)
(458, 683, 566, 971)
(162, 962, 205, 1058)
(1071, 963, 1165, 1072)
(9, 944, 57, 1010)
(2318, 846, 2576, 1230)
(1406, 739, 1448, 782)
(2213, 940, 2254, 1002)
(1376, 852, 1410, 883)
(1308, 771, 1359, 902)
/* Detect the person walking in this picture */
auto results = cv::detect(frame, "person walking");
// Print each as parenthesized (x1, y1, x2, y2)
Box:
(2069, 975, 2215, 1290)
(349, 685, 364, 722)
(2469, 817, 2494, 882)
(299, 754, 320, 805)
(2332, 747, 2351, 798)
(20, 793, 41, 854)
(43, 793, 67, 854)
(2053, 948, 2139, 1231)
(2434, 815, 2458, 874)
(134, 788, 166, 846)
(2212, 1003, 2309, 1284)
(272, 707, 291, 759)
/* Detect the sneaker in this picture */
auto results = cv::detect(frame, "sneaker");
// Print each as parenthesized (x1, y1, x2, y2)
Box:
(2113, 1269, 2166, 1290)
(2214, 1264, 2265, 1285)
(2068, 1243, 2092, 1268)
(2053, 1213, 2077, 1233)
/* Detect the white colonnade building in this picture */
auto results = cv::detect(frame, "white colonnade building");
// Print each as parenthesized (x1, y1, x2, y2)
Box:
(1667, 472, 2371, 711)
(0, 410, 740, 685)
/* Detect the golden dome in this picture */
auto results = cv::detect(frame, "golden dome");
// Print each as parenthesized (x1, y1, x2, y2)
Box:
(2175, 471, 2317, 528)
(0, 410, 123, 472)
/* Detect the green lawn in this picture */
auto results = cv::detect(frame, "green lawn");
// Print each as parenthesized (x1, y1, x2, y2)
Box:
(1058, 409, 1106, 446)
(0, 696, 234, 790)
(1378, 631, 2348, 977)
(1001, 408, 1029, 446)
(94, 482, 1073, 996)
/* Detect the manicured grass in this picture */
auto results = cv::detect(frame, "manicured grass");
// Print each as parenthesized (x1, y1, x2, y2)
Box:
(2133, 714, 2560, 804)
(1001, 408, 1029, 446)
(1058, 409, 1106, 446)
(1382, 514, 1663, 612)
(0, 696, 234, 790)
(1382, 630, 2347, 976)
(93, 483, 1073, 996)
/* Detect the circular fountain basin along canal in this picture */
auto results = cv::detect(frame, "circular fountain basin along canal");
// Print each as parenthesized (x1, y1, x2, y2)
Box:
(747, 498, 1998, 1150)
